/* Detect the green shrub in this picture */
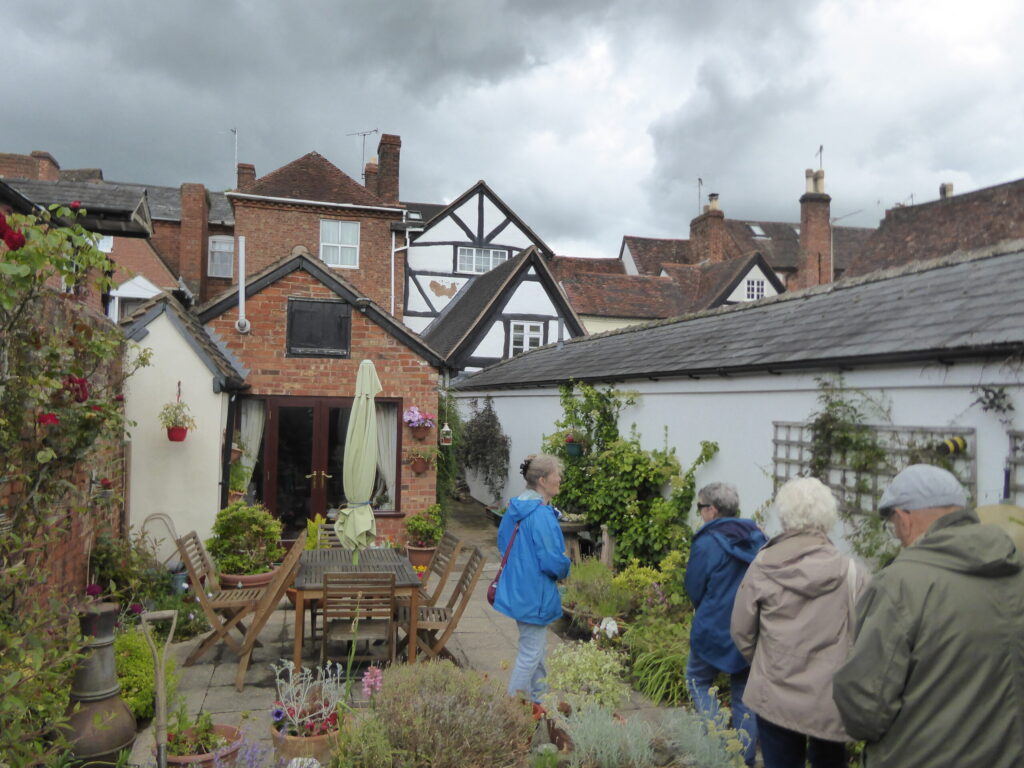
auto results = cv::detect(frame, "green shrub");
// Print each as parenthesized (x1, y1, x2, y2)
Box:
(90, 528, 174, 607)
(114, 628, 178, 720)
(206, 501, 284, 575)
(622, 617, 692, 706)
(562, 559, 636, 623)
(146, 590, 211, 642)
(331, 712, 395, 768)
(660, 708, 746, 768)
(563, 705, 655, 768)
(544, 641, 631, 712)
(373, 660, 534, 768)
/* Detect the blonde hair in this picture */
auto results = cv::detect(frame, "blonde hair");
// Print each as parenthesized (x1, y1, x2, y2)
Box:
(774, 477, 838, 532)
(520, 453, 562, 489)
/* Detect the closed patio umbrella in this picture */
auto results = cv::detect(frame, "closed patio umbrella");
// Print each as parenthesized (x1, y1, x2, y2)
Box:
(334, 360, 382, 549)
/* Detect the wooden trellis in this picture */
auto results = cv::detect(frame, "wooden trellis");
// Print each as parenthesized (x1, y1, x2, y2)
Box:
(773, 421, 977, 518)
(1007, 431, 1024, 506)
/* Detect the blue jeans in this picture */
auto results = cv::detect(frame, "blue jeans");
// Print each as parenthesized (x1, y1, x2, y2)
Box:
(685, 652, 757, 766)
(507, 621, 550, 702)
(757, 715, 846, 768)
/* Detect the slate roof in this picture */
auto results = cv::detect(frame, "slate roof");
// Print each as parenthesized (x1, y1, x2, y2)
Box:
(6, 178, 232, 225)
(549, 256, 625, 280)
(454, 241, 1024, 390)
(121, 293, 247, 392)
(401, 201, 447, 225)
(560, 274, 684, 319)
(240, 152, 393, 208)
(848, 177, 1024, 277)
(622, 236, 692, 275)
(196, 252, 444, 368)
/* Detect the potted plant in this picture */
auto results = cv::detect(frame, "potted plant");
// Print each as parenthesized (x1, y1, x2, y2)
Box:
(206, 501, 284, 588)
(408, 445, 437, 475)
(159, 400, 197, 442)
(563, 428, 588, 458)
(403, 405, 436, 441)
(227, 460, 248, 503)
(404, 503, 444, 568)
(268, 660, 354, 763)
(166, 707, 243, 768)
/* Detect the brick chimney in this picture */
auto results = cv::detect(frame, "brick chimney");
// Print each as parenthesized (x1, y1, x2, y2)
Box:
(0, 151, 60, 180)
(236, 163, 256, 192)
(376, 134, 401, 202)
(689, 192, 726, 263)
(178, 183, 210, 299)
(30, 151, 60, 181)
(363, 159, 379, 197)
(795, 169, 832, 290)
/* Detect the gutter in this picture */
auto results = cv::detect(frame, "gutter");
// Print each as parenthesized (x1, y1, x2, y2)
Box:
(226, 191, 404, 214)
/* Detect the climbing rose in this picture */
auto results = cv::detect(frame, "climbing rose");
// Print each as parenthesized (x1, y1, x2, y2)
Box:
(70, 201, 81, 210)
(2, 228, 25, 251)
(100, 478, 113, 489)
(37, 412, 60, 425)
(86, 584, 103, 597)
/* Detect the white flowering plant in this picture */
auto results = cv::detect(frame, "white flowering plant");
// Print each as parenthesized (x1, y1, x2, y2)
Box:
(270, 662, 348, 737)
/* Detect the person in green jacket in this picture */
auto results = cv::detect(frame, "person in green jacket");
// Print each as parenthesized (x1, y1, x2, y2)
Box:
(833, 464, 1024, 768)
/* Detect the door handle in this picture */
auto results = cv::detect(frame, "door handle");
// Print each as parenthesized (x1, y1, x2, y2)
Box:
(320, 471, 333, 481)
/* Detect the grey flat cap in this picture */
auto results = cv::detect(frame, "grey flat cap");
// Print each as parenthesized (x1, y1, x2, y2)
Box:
(878, 464, 967, 514)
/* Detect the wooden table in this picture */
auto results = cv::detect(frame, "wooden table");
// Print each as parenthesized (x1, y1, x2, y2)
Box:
(292, 548, 421, 667)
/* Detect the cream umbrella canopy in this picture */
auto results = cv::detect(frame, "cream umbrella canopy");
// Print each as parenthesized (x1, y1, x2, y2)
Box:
(334, 360, 382, 549)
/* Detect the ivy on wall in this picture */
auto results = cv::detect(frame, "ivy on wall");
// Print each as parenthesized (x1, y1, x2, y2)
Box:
(457, 396, 510, 504)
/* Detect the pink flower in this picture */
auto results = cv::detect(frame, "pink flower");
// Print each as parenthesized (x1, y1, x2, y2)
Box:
(86, 584, 103, 597)
(37, 412, 60, 425)
(70, 201, 81, 210)
(114, 394, 125, 402)
(130, 603, 143, 614)
(362, 665, 384, 697)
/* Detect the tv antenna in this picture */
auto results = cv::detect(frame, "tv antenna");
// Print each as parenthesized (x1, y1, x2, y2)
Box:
(347, 128, 379, 179)
(815, 144, 824, 170)
(697, 177, 704, 215)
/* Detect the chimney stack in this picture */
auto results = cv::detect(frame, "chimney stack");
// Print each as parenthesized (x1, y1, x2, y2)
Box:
(178, 183, 210, 299)
(30, 151, 60, 181)
(690, 193, 726, 263)
(363, 158, 379, 197)
(376, 134, 401, 202)
(939, 182, 954, 200)
(236, 163, 256, 191)
(795, 168, 832, 290)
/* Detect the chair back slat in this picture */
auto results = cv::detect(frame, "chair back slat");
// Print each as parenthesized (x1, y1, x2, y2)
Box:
(318, 523, 345, 549)
(322, 572, 396, 622)
(422, 532, 462, 605)
(245, 530, 307, 633)
(176, 531, 219, 594)
(445, 546, 486, 612)
(417, 547, 486, 659)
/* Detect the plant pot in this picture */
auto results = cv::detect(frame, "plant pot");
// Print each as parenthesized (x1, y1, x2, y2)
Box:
(271, 725, 341, 764)
(227, 490, 246, 504)
(165, 724, 243, 768)
(547, 717, 575, 753)
(410, 425, 431, 441)
(167, 426, 189, 442)
(410, 457, 430, 474)
(218, 565, 279, 590)
(565, 441, 582, 457)
(406, 545, 436, 568)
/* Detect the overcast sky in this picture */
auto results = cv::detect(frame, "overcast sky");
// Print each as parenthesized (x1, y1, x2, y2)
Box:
(6, 1, 1023, 258)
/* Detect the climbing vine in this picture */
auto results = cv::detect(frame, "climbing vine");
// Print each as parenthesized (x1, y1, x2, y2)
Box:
(457, 396, 510, 504)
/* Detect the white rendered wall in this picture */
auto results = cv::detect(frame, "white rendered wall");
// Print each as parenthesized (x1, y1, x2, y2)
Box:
(406, 242, 453, 272)
(725, 265, 779, 303)
(457, 360, 1022, 541)
(621, 244, 639, 275)
(580, 315, 646, 333)
(124, 313, 229, 549)
(504, 282, 557, 314)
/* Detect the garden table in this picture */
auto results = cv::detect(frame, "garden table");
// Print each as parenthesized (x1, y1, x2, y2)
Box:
(292, 548, 421, 666)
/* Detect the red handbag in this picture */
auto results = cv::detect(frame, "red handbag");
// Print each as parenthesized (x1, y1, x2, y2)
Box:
(487, 522, 519, 606)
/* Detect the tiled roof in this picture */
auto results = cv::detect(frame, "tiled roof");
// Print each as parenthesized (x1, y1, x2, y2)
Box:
(454, 241, 1024, 390)
(121, 294, 247, 391)
(622, 236, 692, 275)
(401, 201, 447, 225)
(722, 220, 873, 273)
(549, 256, 625, 280)
(243, 152, 391, 208)
(560, 274, 683, 319)
(847, 177, 1024, 277)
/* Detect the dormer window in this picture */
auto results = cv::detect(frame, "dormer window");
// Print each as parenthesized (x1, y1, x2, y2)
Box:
(406, 211, 423, 221)
(745, 278, 766, 300)
(747, 224, 768, 238)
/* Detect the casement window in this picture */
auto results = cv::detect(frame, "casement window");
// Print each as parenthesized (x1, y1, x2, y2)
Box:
(457, 246, 509, 274)
(208, 236, 234, 278)
(510, 321, 544, 356)
(287, 298, 351, 358)
(745, 279, 766, 300)
(320, 220, 360, 268)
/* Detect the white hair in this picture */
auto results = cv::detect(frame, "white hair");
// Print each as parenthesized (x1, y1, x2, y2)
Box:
(773, 477, 838, 533)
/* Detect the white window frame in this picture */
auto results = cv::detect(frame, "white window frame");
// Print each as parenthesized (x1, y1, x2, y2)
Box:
(320, 220, 360, 268)
(510, 321, 544, 356)
(208, 235, 234, 278)
(745, 278, 766, 300)
(457, 246, 509, 274)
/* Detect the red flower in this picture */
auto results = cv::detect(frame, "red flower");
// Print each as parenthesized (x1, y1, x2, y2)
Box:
(63, 375, 89, 403)
(37, 412, 60, 425)
(3, 228, 25, 251)
(100, 478, 113, 489)
(91, 405, 103, 412)
(130, 603, 143, 614)
(86, 584, 103, 597)
(114, 394, 125, 402)
(70, 201, 81, 210)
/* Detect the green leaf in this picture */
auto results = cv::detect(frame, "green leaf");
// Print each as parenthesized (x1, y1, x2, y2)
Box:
(35, 447, 56, 464)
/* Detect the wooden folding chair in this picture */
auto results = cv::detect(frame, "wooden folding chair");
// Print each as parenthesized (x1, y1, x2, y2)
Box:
(398, 547, 486, 661)
(320, 572, 397, 667)
(397, 531, 463, 609)
(232, 530, 306, 691)
(318, 522, 345, 549)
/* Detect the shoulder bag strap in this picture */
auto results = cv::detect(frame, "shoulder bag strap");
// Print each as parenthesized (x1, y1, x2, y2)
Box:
(494, 522, 520, 581)
(846, 558, 858, 647)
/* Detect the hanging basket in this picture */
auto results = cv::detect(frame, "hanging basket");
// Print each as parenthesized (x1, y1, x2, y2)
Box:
(410, 457, 430, 474)
(411, 425, 432, 441)
(167, 426, 189, 442)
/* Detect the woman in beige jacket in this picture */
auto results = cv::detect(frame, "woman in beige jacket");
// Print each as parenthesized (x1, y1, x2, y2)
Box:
(730, 477, 867, 768)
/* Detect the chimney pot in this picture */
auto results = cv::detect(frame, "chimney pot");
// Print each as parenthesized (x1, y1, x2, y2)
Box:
(805, 168, 815, 194)
(708, 192, 719, 211)
(940, 182, 954, 199)
(813, 169, 825, 194)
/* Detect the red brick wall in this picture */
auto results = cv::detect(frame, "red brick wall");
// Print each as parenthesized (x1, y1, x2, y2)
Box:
(689, 208, 726, 263)
(179, 183, 209, 298)
(795, 192, 833, 290)
(205, 269, 438, 524)
(233, 199, 405, 318)
(0, 150, 60, 181)
(151, 220, 182, 276)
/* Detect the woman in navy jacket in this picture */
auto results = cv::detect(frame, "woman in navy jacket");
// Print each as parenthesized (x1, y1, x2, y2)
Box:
(493, 454, 571, 703)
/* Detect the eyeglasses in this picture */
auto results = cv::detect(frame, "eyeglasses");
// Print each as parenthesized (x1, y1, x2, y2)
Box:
(696, 503, 713, 510)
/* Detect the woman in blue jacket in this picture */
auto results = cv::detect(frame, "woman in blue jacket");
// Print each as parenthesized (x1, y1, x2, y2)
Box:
(493, 453, 571, 703)
(685, 482, 767, 766)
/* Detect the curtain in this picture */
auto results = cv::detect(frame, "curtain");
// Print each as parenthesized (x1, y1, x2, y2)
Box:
(238, 399, 266, 490)
(375, 403, 397, 510)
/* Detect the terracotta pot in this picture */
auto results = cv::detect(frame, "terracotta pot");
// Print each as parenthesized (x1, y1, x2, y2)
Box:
(410, 457, 429, 474)
(410, 425, 431, 441)
(406, 545, 436, 568)
(271, 725, 341, 764)
(219, 564, 279, 590)
(167, 426, 189, 441)
(165, 724, 243, 768)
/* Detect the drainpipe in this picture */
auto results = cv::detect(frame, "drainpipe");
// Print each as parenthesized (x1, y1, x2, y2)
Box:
(235, 236, 250, 334)
(390, 215, 423, 317)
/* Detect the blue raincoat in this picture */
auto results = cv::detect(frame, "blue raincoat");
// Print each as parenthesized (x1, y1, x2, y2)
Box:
(493, 492, 572, 625)
(685, 517, 767, 673)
